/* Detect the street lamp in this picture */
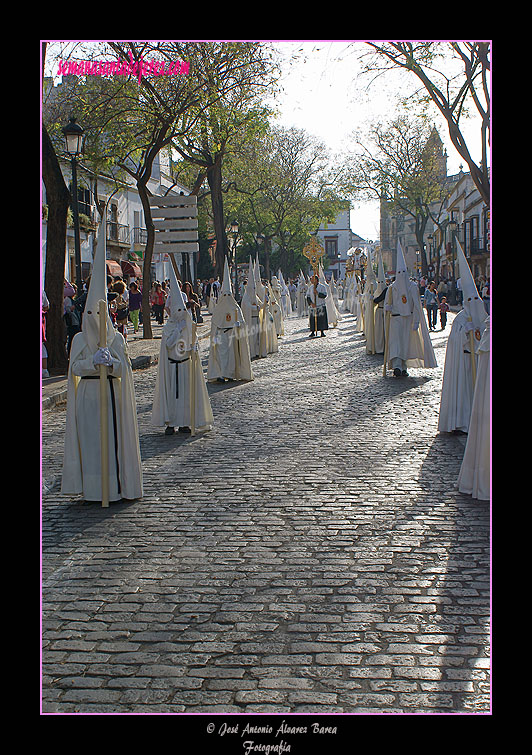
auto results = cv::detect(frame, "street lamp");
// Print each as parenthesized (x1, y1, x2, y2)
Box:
(62, 116, 85, 293)
(230, 220, 239, 301)
(448, 219, 458, 304)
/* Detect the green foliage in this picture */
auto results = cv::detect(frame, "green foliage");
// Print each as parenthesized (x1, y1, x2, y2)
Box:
(221, 123, 346, 276)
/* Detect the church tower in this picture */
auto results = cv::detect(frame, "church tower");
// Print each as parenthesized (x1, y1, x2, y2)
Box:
(423, 126, 448, 181)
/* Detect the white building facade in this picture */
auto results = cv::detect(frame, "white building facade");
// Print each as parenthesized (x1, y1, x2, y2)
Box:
(42, 150, 193, 287)
(316, 204, 368, 279)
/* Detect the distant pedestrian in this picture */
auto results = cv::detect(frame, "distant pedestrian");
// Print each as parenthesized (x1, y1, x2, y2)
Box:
(439, 296, 450, 330)
(152, 283, 166, 325)
(289, 280, 297, 310)
(128, 281, 142, 333)
(437, 279, 448, 298)
(456, 277, 463, 306)
(481, 279, 490, 314)
(112, 280, 129, 340)
(423, 281, 439, 331)
(64, 280, 80, 357)
(183, 281, 201, 322)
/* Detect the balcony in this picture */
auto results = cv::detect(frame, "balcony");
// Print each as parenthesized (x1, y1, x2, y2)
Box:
(469, 236, 488, 256)
(107, 222, 130, 247)
(132, 227, 147, 245)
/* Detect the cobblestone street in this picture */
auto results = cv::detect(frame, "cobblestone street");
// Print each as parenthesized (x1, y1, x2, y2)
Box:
(41, 311, 490, 716)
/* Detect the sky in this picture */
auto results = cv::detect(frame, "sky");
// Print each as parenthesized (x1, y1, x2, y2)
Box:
(270, 40, 485, 242)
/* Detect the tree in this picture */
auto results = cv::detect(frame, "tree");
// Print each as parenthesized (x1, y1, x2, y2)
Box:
(169, 42, 280, 278)
(107, 41, 209, 338)
(42, 41, 72, 372)
(344, 116, 450, 276)
(223, 125, 345, 278)
(359, 41, 490, 206)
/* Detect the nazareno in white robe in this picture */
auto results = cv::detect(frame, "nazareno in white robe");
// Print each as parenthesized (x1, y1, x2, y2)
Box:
(457, 317, 490, 500)
(263, 296, 279, 354)
(384, 281, 437, 371)
(364, 279, 378, 354)
(151, 310, 213, 431)
(439, 239, 488, 434)
(437, 309, 487, 433)
(207, 297, 253, 382)
(241, 288, 263, 358)
(61, 329, 143, 502)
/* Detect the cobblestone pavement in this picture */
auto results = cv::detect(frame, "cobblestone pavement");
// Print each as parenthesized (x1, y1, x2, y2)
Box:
(41, 311, 490, 716)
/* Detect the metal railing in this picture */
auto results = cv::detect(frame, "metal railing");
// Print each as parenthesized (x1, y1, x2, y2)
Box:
(107, 222, 129, 244)
(469, 236, 488, 255)
(132, 227, 147, 244)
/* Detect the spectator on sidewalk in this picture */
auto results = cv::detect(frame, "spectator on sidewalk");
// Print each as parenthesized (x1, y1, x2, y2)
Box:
(183, 281, 201, 323)
(439, 296, 450, 330)
(128, 281, 142, 333)
(152, 283, 166, 325)
(112, 280, 129, 340)
(423, 281, 439, 331)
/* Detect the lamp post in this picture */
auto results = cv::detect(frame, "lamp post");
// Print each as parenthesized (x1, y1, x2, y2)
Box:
(427, 234, 435, 281)
(62, 116, 85, 293)
(230, 220, 239, 301)
(448, 219, 458, 304)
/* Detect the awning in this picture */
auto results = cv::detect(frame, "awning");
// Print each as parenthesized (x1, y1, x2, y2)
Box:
(106, 260, 123, 278)
(121, 260, 142, 278)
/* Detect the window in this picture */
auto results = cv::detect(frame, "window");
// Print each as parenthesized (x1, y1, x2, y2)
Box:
(78, 187, 92, 216)
(69, 183, 93, 217)
(325, 237, 338, 259)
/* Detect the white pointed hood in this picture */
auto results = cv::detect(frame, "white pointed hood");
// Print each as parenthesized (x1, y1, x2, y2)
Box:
(365, 247, 377, 285)
(220, 256, 233, 296)
(243, 256, 261, 308)
(393, 240, 413, 315)
(164, 261, 194, 355)
(376, 250, 386, 297)
(166, 261, 188, 323)
(83, 215, 115, 352)
(456, 239, 487, 329)
(212, 257, 242, 328)
(254, 255, 265, 301)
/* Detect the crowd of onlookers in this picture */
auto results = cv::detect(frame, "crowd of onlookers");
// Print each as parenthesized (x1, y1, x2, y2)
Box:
(59, 275, 227, 363)
(417, 274, 490, 331)
(42, 268, 490, 379)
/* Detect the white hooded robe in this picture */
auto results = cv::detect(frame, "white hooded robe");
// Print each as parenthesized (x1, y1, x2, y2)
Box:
(151, 266, 213, 432)
(207, 259, 253, 382)
(438, 241, 487, 433)
(457, 316, 490, 500)
(61, 217, 143, 502)
(384, 242, 437, 372)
